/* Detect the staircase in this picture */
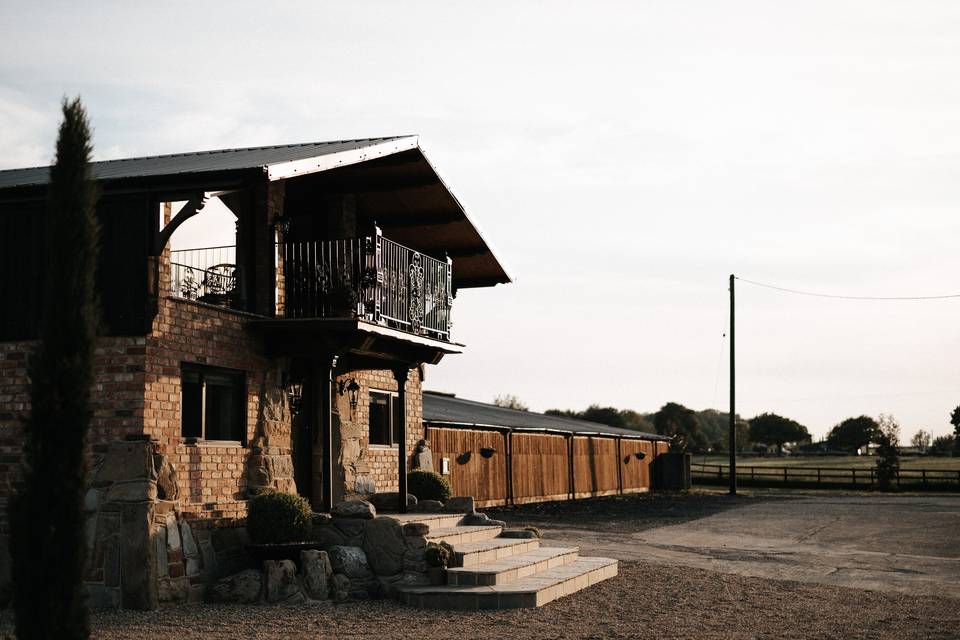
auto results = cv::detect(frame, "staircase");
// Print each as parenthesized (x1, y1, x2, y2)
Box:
(391, 513, 618, 610)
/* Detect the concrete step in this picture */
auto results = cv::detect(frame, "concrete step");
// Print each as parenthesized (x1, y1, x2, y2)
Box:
(447, 546, 580, 586)
(398, 556, 618, 610)
(425, 525, 503, 546)
(452, 537, 541, 568)
(382, 513, 465, 533)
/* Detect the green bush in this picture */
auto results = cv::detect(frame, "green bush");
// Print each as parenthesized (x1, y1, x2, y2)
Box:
(408, 470, 452, 502)
(425, 543, 451, 568)
(246, 492, 312, 544)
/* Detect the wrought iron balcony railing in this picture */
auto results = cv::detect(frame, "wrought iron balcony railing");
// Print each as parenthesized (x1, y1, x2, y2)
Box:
(170, 245, 244, 310)
(278, 228, 453, 341)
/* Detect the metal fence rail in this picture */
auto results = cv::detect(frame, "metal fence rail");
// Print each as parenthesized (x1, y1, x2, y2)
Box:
(169, 245, 242, 309)
(279, 227, 453, 341)
(692, 463, 960, 491)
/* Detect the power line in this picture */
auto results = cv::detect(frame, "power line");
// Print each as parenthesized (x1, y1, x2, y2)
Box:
(736, 276, 960, 301)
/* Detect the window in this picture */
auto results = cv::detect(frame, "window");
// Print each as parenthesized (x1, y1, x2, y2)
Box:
(368, 390, 404, 446)
(181, 364, 246, 443)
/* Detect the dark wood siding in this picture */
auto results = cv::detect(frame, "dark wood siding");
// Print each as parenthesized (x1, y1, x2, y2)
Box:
(0, 195, 154, 340)
(0, 201, 45, 340)
(620, 439, 654, 492)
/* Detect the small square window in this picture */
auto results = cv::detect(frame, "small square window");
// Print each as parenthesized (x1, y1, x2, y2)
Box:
(181, 364, 246, 443)
(369, 390, 405, 446)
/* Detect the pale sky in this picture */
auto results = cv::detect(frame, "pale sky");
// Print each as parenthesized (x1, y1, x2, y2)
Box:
(3, 1, 960, 441)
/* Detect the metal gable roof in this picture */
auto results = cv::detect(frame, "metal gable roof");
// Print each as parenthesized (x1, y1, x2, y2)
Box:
(0, 136, 416, 189)
(422, 392, 667, 440)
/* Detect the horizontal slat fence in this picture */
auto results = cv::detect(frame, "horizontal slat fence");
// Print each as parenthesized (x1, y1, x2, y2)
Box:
(692, 463, 960, 491)
(425, 426, 663, 507)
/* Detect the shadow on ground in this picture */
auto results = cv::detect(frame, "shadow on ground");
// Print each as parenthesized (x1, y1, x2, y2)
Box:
(485, 489, 784, 534)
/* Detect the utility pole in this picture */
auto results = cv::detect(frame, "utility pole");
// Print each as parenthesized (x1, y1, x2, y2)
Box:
(729, 274, 737, 495)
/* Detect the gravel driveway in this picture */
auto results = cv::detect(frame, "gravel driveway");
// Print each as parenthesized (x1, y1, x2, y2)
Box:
(2, 490, 957, 639)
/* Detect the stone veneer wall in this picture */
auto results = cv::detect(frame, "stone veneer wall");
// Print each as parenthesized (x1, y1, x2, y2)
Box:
(333, 368, 424, 502)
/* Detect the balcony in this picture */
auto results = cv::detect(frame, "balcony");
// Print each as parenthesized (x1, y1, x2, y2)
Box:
(168, 229, 454, 342)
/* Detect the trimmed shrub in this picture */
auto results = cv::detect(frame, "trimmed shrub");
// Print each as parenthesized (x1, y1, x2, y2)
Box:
(425, 543, 451, 568)
(246, 492, 312, 544)
(408, 470, 452, 503)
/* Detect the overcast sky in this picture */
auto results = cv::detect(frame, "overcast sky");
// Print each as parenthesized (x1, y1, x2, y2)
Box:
(2, 1, 960, 441)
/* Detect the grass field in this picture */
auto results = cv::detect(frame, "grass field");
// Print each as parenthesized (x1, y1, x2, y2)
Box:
(693, 454, 960, 471)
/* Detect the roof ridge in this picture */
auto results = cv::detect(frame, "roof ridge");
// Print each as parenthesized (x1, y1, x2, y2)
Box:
(0, 135, 417, 174)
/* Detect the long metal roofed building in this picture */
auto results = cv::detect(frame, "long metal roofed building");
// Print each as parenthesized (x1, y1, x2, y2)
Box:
(423, 390, 668, 440)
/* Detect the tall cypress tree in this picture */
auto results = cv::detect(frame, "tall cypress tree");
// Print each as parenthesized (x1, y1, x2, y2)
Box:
(10, 98, 99, 639)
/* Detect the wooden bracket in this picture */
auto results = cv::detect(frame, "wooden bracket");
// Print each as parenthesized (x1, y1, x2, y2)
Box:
(153, 195, 207, 255)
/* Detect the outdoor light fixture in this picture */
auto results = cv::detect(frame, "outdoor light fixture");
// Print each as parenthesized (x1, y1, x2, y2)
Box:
(480, 446, 497, 458)
(338, 378, 361, 410)
(634, 452, 646, 460)
(287, 381, 303, 417)
(273, 216, 291, 235)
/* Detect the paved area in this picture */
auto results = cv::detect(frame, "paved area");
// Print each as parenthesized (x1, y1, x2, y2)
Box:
(498, 491, 960, 599)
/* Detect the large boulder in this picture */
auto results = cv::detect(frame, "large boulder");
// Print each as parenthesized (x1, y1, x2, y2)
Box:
(300, 550, 333, 600)
(264, 559, 304, 604)
(328, 546, 371, 578)
(331, 574, 350, 601)
(328, 546, 377, 599)
(444, 496, 474, 513)
(207, 569, 262, 604)
(332, 500, 376, 520)
(362, 517, 406, 576)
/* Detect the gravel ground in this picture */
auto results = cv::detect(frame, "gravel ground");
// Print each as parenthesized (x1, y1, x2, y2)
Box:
(1, 561, 955, 640)
(3, 491, 956, 639)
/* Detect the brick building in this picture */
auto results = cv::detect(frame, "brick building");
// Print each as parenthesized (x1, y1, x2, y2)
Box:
(0, 137, 510, 606)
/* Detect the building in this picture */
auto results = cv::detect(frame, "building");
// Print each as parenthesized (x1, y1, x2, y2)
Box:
(0, 137, 510, 606)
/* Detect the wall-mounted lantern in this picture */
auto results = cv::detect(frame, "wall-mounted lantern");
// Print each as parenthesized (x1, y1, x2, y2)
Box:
(480, 447, 497, 459)
(287, 381, 303, 417)
(338, 378, 361, 411)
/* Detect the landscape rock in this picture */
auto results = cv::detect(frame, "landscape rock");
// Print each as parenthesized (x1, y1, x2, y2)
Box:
(402, 522, 430, 537)
(368, 492, 418, 512)
(264, 559, 304, 603)
(331, 518, 366, 545)
(300, 550, 333, 600)
(328, 546, 372, 579)
(500, 529, 539, 539)
(444, 496, 474, 513)
(461, 511, 490, 526)
(331, 573, 350, 601)
(362, 517, 406, 576)
(414, 500, 444, 513)
(413, 441, 434, 472)
(311, 513, 333, 527)
(332, 500, 376, 520)
(207, 569, 262, 604)
(154, 455, 180, 501)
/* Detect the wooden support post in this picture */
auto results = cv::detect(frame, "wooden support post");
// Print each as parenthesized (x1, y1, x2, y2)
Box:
(315, 355, 337, 513)
(729, 274, 737, 495)
(616, 437, 624, 495)
(394, 366, 410, 514)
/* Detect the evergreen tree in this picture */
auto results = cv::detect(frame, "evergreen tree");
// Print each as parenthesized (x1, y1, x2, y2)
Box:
(874, 414, 901, 491)
(9, 98, 99, 639)
(951, 406, 960, 455)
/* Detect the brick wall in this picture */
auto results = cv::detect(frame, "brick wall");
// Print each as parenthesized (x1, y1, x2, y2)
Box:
(144, 294, 284, 522)
(0, 337, 147, 533)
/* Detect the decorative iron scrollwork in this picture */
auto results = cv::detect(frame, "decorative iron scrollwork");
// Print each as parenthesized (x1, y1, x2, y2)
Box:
(409, 251, 424, 334)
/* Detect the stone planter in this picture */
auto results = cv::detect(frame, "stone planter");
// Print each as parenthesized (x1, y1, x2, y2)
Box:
(246, 542, 326, 570)
(426, 567, 446, 586)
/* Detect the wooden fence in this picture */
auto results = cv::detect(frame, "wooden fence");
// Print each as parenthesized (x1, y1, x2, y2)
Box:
(692, 463, 960, 491)
(426, 425, 667, 507)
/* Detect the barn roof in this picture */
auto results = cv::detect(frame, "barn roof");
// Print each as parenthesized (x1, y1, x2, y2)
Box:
(0, 136, 415, 188)
(0, 136, 511, 288)
(422, 391, 668, 440)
